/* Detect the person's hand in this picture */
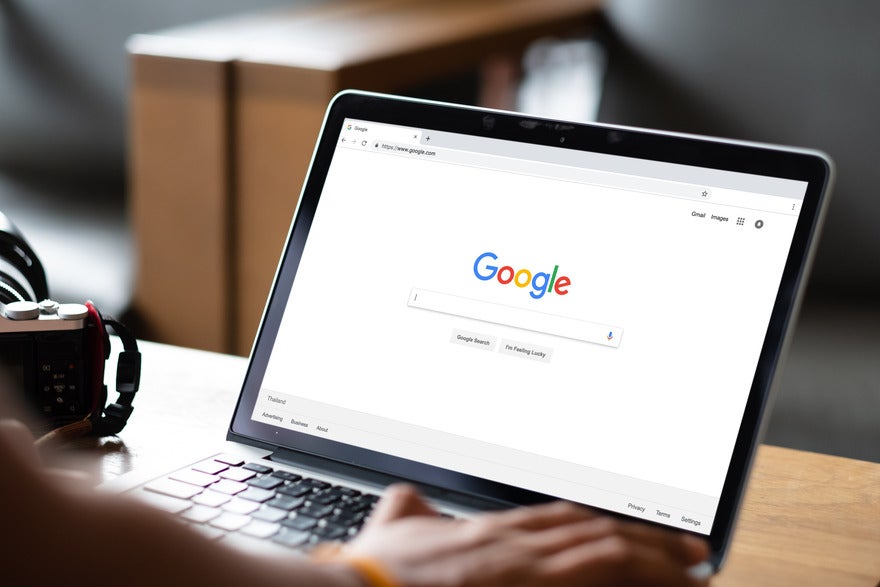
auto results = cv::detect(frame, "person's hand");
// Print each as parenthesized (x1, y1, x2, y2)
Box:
(345, 484, 710, 587)
(0, 418, 40, 464)
(0, 419, 91, 487)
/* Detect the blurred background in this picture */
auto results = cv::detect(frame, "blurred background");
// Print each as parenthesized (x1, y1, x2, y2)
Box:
(1, 0, 877, 462)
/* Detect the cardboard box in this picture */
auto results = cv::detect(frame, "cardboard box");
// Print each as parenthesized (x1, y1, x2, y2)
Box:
(129, 0, 600, 354)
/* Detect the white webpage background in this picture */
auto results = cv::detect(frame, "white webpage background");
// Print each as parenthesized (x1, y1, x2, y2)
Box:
(259, 145, 798, 500)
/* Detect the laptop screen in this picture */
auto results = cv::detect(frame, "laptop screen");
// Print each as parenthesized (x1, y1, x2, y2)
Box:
(230, 93, 830, 555)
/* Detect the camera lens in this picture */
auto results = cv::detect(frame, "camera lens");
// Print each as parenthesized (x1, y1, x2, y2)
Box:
(0, 264, 31, 304)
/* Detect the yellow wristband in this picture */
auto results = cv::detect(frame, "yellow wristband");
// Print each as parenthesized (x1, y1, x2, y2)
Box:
(311, 543, 400, 587)
(343, 556, 400, 587)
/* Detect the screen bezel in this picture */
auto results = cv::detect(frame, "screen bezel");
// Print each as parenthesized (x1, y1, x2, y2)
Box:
(228, 90, 832, 567)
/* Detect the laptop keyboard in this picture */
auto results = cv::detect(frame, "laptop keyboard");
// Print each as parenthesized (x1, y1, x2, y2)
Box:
(139, 454, 381, 551)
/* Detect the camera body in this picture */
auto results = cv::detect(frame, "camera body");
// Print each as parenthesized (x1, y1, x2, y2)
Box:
(0, 300, 94, 428)
(1, 210, 140, 439)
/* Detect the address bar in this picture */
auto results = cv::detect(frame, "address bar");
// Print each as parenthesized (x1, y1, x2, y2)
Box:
(376, 140, 711, 202)
(407, 288, 623, 348)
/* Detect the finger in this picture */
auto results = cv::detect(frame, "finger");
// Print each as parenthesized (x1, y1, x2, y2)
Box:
(369, 484, 438, 524)
(537, 534, 710, 587)
(0, 419, 40, 466)
(504, 516, 709, 568)
(592, 518, 709, 566)
(674, 533, 710, 566)
(479, 500, 597, 532)
(484, 502, 707, 565)
(45, 468, 92, 487)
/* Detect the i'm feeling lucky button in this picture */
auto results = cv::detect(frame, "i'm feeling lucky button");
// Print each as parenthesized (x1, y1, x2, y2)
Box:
(499, 339, 552, 363)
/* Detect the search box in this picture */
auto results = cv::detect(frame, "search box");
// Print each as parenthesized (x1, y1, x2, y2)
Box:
(407, 288, 622, 348)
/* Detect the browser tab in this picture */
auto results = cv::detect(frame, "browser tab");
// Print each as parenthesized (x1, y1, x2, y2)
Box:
(342, 119, 421, 146)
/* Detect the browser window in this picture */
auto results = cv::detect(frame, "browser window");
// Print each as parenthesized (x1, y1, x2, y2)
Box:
(252, 119, 807, 534)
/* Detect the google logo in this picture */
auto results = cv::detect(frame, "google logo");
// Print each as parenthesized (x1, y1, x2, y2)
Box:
(473, 252, 571, 300)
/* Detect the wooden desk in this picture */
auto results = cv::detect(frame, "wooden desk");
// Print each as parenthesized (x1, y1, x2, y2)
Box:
(80, 341, 880, 586)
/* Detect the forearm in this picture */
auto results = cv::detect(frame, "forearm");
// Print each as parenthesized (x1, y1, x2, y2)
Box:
(3, 419, 710, 587)
(70, 494, 365, 587)
(0, 447, 361, 587)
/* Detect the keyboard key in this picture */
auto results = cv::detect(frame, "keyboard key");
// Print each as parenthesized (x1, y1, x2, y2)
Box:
(211, 479, 249, 495)
(192, 490, 232, 508)
(240, 520, 281, 539)
(308, 491, 340, 506)
(334, 486, 361, 498)
(299, 478, 331, 491)
(209, 513, 251, 532)
(238, 487, 275, 503)
(250, 507, 289, 523)
(296, 502, 333, 518)
(277, 484, 312, 498)
(145, 478, 203, 500)
(242, 462, 273, 474)
(170, 469, 220, 487)
(247, 476, 284, 490)
(272, 528, 310, 548)
(191, 524, 226, 541)
(298, 503, 334, 519)
(219, 468, 257, 482)
(192, 459, 229, 475)
(344, 493, 380, 512)
(326, 510, 367, 528)
(312, 522, 348, 541)
(264, 495, 305, 511)
(137, 490, 192, 514)
(222, 498, 260, 515)
(282, 515, 318, 532)
(214, 454, 245, 466)
(182, 505, 223, 524)
(270, 470, 301, 482)
(336, 499, 373, 515)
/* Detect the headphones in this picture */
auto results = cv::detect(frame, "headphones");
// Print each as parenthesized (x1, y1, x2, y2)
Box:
(0, 210, 141, 443)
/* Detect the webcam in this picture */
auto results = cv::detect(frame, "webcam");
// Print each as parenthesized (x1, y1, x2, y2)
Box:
(607, 130, 624, 144)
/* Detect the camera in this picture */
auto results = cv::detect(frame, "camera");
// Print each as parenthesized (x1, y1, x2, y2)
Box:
(0, 211, 140, 439)
(606, 130, 624, 144)
(0, 300, 94, 427)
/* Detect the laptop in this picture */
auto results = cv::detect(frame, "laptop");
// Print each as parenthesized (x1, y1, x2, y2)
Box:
(109, 90, 833, 572)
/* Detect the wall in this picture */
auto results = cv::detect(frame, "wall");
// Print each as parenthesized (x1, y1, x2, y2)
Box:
(0, 0, 312, 181)
(599, 0, 880, 300)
